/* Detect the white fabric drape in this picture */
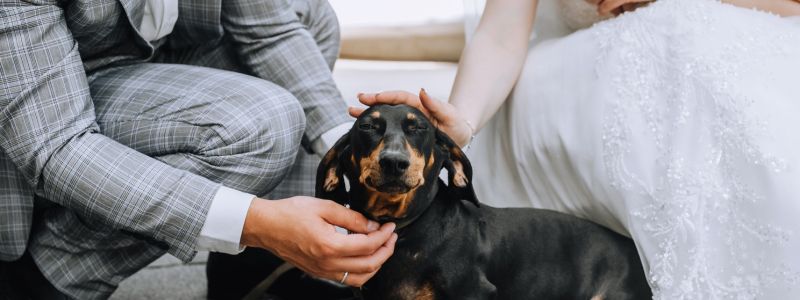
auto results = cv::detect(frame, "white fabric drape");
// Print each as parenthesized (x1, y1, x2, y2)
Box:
(467, 0, 800, 298)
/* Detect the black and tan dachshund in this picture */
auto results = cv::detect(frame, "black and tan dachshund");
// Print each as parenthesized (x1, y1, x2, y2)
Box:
(316, 104, 652, 300)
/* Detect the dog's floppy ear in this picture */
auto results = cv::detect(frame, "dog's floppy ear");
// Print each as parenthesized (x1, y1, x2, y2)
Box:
(315, 131, 352, 205)
(435, 130, 479, 207)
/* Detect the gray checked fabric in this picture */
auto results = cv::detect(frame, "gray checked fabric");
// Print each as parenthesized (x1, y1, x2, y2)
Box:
(0, 0, 349, 298)
(151, 0, 341, 204)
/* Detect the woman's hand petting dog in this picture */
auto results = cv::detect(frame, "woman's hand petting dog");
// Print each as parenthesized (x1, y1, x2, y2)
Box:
(240, 197, 398, 287)
(352, 89, 474, 148)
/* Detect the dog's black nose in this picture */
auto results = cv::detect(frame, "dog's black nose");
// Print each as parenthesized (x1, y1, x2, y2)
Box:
(379, 153, 410, 175)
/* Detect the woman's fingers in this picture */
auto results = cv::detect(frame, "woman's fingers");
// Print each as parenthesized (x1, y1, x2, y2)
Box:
(348, 106, 366, 118)
(350, 89, 469, 145)
(418, 88, 441, 118)
(419, 88, 462, 123)
(352, 89, 438, 120)
(358, 90, 422, 108)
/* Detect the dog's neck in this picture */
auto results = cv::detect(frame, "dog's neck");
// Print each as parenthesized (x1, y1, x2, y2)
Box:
(392, 182, 438, 232)
(392, 180, 472, 243)
(346, 178, 441, 237)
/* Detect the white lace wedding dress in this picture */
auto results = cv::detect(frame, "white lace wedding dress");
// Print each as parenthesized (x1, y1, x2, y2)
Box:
(468, 0, 800, 298)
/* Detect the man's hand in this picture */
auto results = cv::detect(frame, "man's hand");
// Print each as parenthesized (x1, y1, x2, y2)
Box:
(240, 197, 397, 287)
(586, 0, 654, 16)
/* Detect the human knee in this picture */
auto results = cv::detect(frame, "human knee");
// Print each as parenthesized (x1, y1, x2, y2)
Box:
(243, 86, 305, 172)
(214, 82, 306, 193)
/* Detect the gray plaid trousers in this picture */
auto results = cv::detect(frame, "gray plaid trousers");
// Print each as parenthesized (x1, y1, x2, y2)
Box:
(0, 0, 348, 298)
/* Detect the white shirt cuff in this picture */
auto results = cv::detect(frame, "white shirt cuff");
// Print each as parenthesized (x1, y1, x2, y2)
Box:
(312, 122, 353, 158)
(196, 185, 255, 254)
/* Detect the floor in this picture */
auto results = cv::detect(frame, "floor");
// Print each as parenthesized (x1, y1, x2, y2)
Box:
(109, 59, 457, 299)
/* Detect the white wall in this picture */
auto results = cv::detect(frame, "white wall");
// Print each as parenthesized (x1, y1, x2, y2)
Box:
(329, 0, 464, 27)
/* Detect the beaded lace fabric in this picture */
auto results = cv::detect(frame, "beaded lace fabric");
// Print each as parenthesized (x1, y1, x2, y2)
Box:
(466, 0, 800, 298)
(592, 0, 800, 298)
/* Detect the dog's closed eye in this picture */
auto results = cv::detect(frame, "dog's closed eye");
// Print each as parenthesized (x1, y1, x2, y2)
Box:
(406, 124, 428, 131)
(359, 123, 378, 130)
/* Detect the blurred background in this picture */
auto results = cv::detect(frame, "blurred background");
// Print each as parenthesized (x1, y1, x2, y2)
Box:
(333, 0, 465, 62)
(330, 0, 465, 106)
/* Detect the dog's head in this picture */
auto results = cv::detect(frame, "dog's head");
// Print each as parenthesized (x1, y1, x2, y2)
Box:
(315, 104, 478, 223)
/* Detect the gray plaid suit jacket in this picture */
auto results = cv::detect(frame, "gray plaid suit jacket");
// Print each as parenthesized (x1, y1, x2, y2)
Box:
(1, 0, 348, 296)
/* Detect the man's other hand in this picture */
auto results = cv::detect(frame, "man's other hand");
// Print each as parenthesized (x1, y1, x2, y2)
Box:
(240, 197, 397, 287)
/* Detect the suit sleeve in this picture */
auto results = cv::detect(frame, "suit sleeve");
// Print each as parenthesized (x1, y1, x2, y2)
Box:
(0, 3, 216, 261)
(221, 0, 350, 142)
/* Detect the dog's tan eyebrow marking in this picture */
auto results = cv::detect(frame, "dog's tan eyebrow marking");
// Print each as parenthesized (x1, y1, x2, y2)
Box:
(370, 111, 381, 118)
(406, 113, 416, 120)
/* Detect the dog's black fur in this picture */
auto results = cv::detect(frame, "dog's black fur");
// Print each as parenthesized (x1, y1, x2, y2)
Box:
(316, 104, 651, 300)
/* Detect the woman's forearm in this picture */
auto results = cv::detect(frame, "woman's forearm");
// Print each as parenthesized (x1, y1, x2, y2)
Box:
(448, 0, 538, 132)
(723, 0, 800, 16)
